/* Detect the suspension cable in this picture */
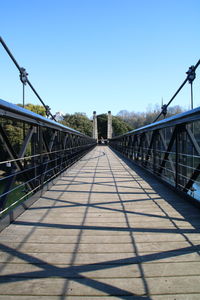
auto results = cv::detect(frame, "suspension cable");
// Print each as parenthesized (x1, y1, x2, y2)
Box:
(0, 36, 56, 121)
(153, 59, 200, 123)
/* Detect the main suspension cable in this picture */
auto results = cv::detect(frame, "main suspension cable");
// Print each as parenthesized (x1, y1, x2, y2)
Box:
(0, 36, 56, 121)
(153, 59, 200, 123)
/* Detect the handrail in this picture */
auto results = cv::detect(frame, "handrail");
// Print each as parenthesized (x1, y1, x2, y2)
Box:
(111, 105, 200, 139)
(0, 98, 87, 136)
(0, 100, 96, 214)
(110, 107, 200, 204)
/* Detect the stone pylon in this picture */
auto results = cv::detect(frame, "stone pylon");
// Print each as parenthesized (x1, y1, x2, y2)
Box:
(92, 111, 98, 141)
(107, 111, 112, 140)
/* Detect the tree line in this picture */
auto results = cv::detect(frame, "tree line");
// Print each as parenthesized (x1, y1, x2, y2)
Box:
(61, 112, 133, 138)
(0, 103, 186, 165)
(117, 105, 185, 130)
(61, 105, 185, 137)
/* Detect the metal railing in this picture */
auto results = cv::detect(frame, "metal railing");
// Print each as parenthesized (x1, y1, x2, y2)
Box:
(0, 37, 96, 217)
(0, 99, 96, 215)
(109, 108, 200, 203)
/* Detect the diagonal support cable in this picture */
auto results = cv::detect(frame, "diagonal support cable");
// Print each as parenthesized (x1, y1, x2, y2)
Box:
(153, 59, 200, 123)
(0, 36, 56, 122)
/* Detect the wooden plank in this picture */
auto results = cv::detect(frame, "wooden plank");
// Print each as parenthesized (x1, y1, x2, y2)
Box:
(0, 146, 200, 298)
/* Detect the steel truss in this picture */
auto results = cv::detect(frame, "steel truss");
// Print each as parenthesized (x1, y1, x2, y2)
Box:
(109, 108, 200, 203)
(0, 99, 96, 213)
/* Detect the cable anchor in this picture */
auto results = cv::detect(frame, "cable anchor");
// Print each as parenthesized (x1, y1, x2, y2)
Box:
(186, 65, 196, 84)
(45, 105, 51, 117)
(161, 104, 167, 117)
(19, 67, 28, 84)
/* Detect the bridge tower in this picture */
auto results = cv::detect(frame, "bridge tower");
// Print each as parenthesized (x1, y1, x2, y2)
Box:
(92, 111, 98, 141)
(107, 111, 112, 140)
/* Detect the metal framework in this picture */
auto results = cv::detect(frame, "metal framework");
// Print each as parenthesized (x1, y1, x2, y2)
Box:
(0, 99, 96, 213)
(109, 107, 200, 203)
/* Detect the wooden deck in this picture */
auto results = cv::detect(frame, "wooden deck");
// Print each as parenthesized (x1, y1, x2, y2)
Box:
(0, 146, 200, 299)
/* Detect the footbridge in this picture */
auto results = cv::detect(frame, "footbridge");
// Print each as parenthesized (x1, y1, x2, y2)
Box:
(0, 36, 200, 299)
(0, 99, 200, 299)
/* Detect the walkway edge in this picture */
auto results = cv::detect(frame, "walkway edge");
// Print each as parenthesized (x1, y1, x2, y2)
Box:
(0, 148, 94, 232)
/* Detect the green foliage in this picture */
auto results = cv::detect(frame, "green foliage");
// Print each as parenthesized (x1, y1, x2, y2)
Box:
(0, 102, 186, 166)
(97, 114, 132, 138)
(0, 104, 46, 161)
(0, 118, 24, 155)
(112, 116, 132, 136)
(96, 114, 107, 139)
(3, 123, 23, 153)
(0, 181, 25, 212)
(62, 113, 93, 136)
(117, 105, 186, 130)
(18, 103, 46, 116)
(0, 117, 34, 163)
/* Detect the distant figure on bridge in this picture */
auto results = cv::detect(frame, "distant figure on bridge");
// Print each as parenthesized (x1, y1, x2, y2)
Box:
(100, 137, 105, 144)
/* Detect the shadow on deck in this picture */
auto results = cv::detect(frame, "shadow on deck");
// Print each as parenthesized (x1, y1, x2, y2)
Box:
(0, 146, 200, 299)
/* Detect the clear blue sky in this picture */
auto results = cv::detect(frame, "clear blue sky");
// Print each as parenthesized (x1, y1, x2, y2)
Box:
(1, 0, 200, 118)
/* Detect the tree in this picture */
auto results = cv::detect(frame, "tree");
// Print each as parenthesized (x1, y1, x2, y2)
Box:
(62, 113, 93, 136)
(112, 116, 132, 136)
(117, 105, 186, 130)
(97, 114, 107, 139)
(17, 103, 46, 116)
(97, 114, 132, 139)
(0, 104, 46, 164)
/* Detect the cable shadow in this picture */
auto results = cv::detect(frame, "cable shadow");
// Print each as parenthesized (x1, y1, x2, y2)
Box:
(80, 151, 106, 161)
(48, 189, 158, 195)
(112, 150, 200, 230)
(110, 148, 200, 260)
(54, 179, 153, 190)
(1, 146, 200, 298)
(28, 196, 187, 222)
(0, 242, 199, 272)
(0, 241, 199, 298)
(12, 220, 200, 234)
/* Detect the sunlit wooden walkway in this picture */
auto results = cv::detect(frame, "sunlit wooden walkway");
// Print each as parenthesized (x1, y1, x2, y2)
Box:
(0, 146, 200, 299)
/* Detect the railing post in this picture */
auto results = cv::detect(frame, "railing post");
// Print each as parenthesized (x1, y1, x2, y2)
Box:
(175, 126, 179, 189)
(38, 126, 44, 187)
(31, 126, 37, 188)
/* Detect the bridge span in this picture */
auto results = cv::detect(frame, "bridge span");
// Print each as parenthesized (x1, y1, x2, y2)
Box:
(0, 145, 200, 299)
(0, 36, 200, 299)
